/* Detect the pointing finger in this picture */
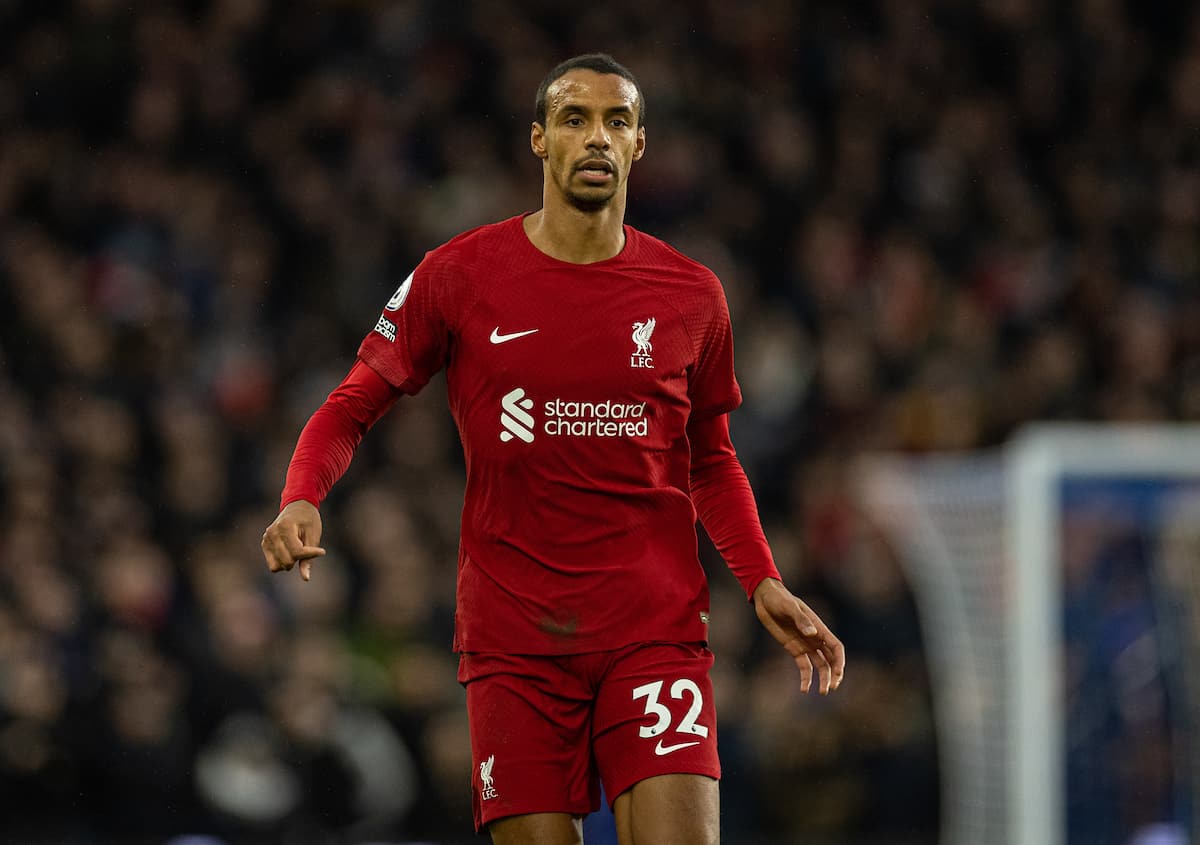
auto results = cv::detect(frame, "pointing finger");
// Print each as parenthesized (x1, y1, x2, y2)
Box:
(293, 545, 326, 563)
(262, 533, 324, 575)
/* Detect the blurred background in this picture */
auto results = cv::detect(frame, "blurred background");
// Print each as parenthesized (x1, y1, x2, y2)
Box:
(0, 0, 1198, 843)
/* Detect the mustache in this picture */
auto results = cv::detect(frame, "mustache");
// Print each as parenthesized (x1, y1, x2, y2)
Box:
(573, 156, 616, 172)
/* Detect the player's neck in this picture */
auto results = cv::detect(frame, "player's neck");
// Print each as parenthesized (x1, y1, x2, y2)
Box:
(523, 197, 627, 264)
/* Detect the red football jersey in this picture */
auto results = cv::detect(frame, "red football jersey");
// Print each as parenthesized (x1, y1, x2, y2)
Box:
(358, 215, 743, 654)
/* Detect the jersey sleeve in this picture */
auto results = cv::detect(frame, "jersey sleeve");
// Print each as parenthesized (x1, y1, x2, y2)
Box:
(280, 359, 401, 509)
(688, 273, 743, 420)
(357, 253, 457, 395)
(688, 412, 780, 600)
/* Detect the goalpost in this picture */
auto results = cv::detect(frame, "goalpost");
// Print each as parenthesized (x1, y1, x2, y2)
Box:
(858, 423, 1200, 845)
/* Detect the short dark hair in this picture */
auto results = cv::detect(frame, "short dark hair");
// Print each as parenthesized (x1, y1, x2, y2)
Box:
(534, 53, 645, 128)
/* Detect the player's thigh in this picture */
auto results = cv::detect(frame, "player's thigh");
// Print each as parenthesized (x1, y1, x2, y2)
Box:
(592, 642, 721, 803)
(489, 811, 584, 845)
(612, 772, 719, 845)
(461, 653, 599, 832)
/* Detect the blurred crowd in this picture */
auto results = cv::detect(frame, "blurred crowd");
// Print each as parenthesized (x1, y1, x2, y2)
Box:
(1, 0, 1197, 843)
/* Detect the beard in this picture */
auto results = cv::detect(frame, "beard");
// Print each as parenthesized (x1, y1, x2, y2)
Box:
(564, 178, 619, 212)
(566, 190, 613, 212)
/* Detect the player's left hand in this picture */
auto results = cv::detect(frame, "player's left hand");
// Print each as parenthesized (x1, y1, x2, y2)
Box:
(752, 577, 845, 694)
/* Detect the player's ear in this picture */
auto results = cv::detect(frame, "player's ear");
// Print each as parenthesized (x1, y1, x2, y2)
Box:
(632, 125, 645, 162)
(531, 122, 548, 160)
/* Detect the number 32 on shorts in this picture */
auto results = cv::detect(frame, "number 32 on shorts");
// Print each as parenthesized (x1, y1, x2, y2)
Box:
(632, 679, 709, 755)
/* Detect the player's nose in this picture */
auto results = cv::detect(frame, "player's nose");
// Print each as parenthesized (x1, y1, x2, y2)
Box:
(585, 123, 610, 149)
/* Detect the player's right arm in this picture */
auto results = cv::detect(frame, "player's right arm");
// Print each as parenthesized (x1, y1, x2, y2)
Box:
(261, 359, 401, 581)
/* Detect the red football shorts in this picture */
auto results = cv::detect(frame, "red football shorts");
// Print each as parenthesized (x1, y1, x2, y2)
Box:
(457, 641, 721, 831)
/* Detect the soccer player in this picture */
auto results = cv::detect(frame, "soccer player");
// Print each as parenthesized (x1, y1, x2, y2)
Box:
(261, 53, 844, 845)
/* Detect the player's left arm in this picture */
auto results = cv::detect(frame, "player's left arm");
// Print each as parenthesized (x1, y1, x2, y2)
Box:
(688, 412, 845, 694)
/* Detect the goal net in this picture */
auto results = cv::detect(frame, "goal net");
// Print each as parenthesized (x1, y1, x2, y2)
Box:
(857, 424, 1200, 845)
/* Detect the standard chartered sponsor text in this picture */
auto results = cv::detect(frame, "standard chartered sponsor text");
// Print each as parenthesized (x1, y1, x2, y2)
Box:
(543, 397, 649, 437)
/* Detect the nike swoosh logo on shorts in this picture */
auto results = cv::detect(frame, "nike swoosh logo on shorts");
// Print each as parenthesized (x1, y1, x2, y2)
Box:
(654, 739, 701, 756)
(490, 327, 539, 344)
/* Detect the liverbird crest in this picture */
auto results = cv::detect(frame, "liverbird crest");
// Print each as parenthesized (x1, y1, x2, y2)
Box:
(632, 318, 656, 356)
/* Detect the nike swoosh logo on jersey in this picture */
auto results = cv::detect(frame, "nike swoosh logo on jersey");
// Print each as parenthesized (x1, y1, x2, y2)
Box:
(490, 327, 539, 344)
(654, 739, 701, 756)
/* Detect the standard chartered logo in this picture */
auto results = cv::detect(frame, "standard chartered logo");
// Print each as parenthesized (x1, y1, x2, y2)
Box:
(499, 388, 650, 443)
(542, 398, 649, 437)
(500, 388, 536, 442)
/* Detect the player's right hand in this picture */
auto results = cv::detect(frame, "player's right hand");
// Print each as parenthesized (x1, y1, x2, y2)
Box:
(261, 499, 326, 581)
